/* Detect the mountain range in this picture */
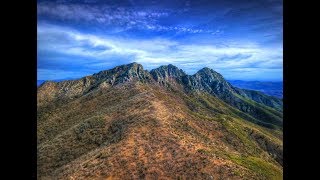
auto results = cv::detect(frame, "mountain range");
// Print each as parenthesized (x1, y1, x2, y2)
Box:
(38, 78, 283, 99)
(228, 80, 283, 98)
(37, 62, 283, 179)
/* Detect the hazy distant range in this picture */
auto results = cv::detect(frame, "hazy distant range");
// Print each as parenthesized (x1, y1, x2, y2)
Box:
(38, 79, 283, 98)
(228, 80, 283, 98)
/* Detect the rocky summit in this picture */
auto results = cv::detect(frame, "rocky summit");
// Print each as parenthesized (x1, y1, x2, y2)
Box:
(38, 62, 283, 179)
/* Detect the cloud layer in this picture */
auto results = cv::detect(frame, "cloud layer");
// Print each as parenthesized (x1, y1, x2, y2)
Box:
(37, 1, 218, 34)
(37, 0, 282, 81)
(38, 23, 282, 80)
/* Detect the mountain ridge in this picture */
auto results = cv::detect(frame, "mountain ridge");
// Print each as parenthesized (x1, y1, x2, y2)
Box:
(37, 62, 283, 179)
(39, 62, 282, 128)
(39, 62, 282, 104)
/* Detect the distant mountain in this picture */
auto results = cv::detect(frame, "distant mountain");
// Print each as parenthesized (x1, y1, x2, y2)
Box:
(38, 63, 282, 179)
(228, 80, 283, 98)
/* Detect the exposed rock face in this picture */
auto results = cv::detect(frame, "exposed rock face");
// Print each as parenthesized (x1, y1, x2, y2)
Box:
(38, 63, 152, 106)
(150, 65, 282, 112)
(38, 63, 283, 128)
(182, 67, 235, 95)
(37, 62, 283, 179)
(92, 62, 153, 85)
(150, 64, 187, 84)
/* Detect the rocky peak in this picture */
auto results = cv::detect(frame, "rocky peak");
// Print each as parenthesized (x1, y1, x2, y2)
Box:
(182, 67, 234, 94)
(92, 62, 152, 85)
(194, 67, 224, 82)
(197, 67, 212, 73)
(38, 63, 282, 113)
(38, 63, 153, 105)
(93, 62, 142, 78)
(150, 64, 186, 83)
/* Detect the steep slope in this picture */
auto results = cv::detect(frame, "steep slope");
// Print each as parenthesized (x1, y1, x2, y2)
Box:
(150, 65, 282, 129)
(236, 88, 283, 111)
(38, 63, 283, 179)
(37, 63, 152, 107)
(150, 64, 186, 84)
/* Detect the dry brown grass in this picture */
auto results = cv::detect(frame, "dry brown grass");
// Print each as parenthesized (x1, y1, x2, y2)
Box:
(38, 81, 282, 179)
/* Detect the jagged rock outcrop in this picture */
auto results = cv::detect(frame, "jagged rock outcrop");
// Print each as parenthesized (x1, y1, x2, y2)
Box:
(37, 62, 283, 179)
(38, 63, 152, 106)
(92, 62, 153, 85)
(150, 65, 282, 112)
(182, 67, 235, 95)
(38, 62, 283, 128)
(150, 64, 186, 84)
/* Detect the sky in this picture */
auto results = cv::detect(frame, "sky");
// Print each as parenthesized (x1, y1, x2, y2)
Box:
(37, 0, 283, 81)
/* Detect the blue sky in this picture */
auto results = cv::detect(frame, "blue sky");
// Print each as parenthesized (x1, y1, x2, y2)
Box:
(37, 0, 282, 81)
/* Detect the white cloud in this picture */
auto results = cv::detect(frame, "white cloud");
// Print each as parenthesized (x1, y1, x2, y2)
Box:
(37, 2, 170, 31)
(38, 23, 282, 78)
(37, 2, 218, 34)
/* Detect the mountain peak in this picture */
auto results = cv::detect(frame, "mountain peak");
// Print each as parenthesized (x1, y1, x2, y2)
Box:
(193, 67, 226, 83)
(167, 64, 176, 68)
(196, 67, 219, 75)
(127, 62, 143, 68)
(157, 64, 180, 70)
(94, 62, 143, 75)
(38, 62, 283, 129)
(38, 63, 282, 114)
(199, 67, 211, 71)
(150, 64, 186, 83)
(92, 62, 151, 85)
(113, 62, 143, 72)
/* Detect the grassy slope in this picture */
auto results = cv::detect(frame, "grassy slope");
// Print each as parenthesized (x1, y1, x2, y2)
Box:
(37, 81, 282, 179)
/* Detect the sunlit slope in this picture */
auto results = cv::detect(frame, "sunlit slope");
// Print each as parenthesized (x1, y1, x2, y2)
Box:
(37, 63, 283, 179)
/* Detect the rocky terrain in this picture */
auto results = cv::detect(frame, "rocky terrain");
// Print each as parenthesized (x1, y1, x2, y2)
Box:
(38, 62, 283, 179)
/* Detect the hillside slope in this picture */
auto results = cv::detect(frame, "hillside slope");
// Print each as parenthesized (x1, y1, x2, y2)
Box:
(37, 63, 283, 179)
